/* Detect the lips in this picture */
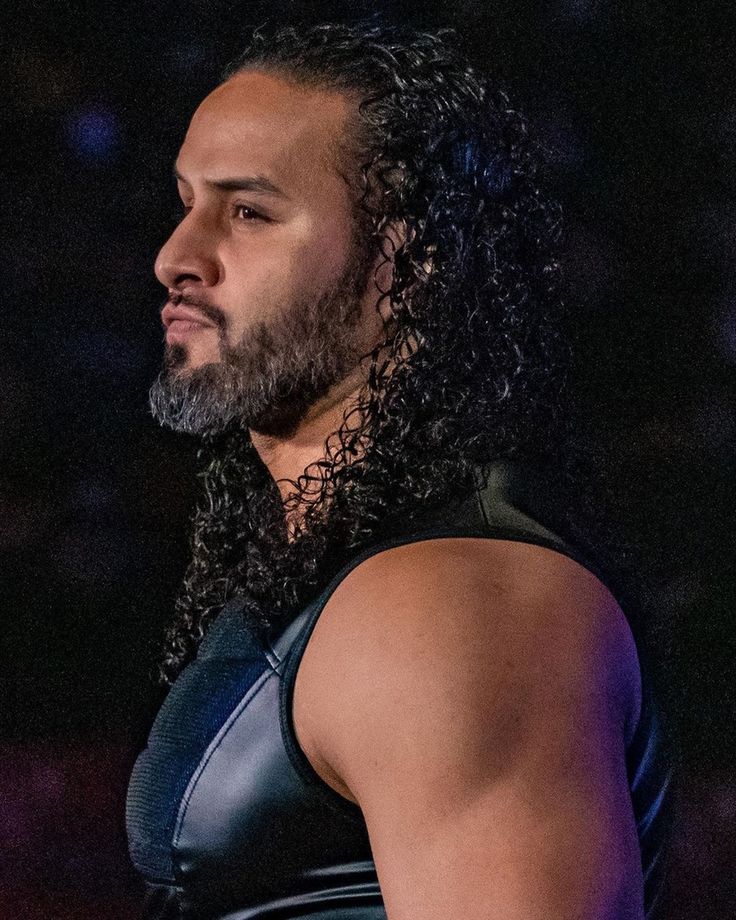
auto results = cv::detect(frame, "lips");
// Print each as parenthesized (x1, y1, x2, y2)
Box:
(161, 303, 219, 345)
(161, 303, 217, 330)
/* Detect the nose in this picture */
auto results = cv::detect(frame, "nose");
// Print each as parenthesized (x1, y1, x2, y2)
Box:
(154, 213, 221, 290)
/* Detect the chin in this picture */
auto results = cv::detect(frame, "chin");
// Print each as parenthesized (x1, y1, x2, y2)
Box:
(165, 342, 220, 374)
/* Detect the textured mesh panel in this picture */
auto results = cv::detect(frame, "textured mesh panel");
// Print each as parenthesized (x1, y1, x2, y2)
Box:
(126, 602, 269, 882)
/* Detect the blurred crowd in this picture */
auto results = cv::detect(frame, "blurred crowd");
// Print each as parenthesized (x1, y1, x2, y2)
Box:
(3, 0, 736, 915)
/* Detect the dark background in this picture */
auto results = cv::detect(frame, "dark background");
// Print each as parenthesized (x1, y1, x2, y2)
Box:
(2, 0, 735, 916)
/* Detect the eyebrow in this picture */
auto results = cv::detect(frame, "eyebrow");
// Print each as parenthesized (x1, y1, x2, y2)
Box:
(173, 165, 290, 199)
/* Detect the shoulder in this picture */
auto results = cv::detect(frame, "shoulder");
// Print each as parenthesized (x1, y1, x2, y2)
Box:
(293, 536, 642, 800)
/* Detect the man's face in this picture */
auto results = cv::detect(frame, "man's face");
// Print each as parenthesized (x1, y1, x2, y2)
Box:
(150, 70, 386, 437)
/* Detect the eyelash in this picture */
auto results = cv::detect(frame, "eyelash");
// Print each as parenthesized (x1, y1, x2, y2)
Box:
(178, 204, 267, 223)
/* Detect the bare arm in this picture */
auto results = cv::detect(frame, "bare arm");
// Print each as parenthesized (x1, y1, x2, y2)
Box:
(293, 537, 644, 920)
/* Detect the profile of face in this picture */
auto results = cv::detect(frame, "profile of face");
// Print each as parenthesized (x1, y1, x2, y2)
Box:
(150, 70, 388, 438)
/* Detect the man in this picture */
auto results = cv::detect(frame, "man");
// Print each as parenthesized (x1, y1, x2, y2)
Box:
(127, 21, 672, 920)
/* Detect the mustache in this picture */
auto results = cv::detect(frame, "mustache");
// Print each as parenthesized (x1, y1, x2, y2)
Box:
(163, 290, 227, 329)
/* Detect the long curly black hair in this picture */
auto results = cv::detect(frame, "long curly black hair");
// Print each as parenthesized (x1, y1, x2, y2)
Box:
(159, 21, 568, 686)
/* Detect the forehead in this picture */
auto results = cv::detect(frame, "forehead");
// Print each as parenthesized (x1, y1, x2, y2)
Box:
(177, 70, 355, 195)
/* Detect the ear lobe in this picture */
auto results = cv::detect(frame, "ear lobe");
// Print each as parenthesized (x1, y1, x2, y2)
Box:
(369, 220, 407, 303)
(368, 220, 436, 328)
(379, 218, 408, 257)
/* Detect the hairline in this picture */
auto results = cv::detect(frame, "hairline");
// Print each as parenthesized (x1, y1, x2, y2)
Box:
(222, 62, 376, 208)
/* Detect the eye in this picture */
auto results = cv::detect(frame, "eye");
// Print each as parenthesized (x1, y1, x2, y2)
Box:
(233, 203, 266, 222)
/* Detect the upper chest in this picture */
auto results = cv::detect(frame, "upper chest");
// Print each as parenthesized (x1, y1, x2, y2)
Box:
(126, 601, 373, 918)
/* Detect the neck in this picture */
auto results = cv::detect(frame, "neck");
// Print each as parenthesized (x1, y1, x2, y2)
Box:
(249, 367, 367, 534)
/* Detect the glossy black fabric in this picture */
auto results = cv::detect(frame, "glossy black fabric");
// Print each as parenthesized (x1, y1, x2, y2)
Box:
(127, 459, 674, 919)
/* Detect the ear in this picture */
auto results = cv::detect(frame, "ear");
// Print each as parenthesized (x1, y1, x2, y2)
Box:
(371, 220, 436, 323)
(377, 218, 408, 262)
(369, 219, 408, 320)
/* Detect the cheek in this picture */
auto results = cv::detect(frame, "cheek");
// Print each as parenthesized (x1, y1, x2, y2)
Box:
(218, 242, 294, 333)
(218, 219, 358, 336)
(297, 227, 354, 288)
(277, 232, 353, 308)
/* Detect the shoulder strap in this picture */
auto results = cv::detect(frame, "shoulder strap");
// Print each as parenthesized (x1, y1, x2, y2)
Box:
(273, 457, 616, 662)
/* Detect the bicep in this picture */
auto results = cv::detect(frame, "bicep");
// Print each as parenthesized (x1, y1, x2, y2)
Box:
(357, 719, 644, 920)
(300, 539, 644, 919)
(351, 637, 642, 918)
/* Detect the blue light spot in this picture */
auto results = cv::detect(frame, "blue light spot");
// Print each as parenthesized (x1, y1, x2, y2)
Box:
(65, 106, 121, 162)
(558, 0, 607, 24)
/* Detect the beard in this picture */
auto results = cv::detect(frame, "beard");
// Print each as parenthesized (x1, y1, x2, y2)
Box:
(149, 245, 377, 439)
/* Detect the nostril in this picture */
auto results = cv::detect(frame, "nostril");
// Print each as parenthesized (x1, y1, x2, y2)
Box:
(173, 272, 204, 287)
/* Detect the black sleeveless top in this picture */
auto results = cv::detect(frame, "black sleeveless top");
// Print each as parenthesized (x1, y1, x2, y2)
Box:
(126, 460, 674, 919)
